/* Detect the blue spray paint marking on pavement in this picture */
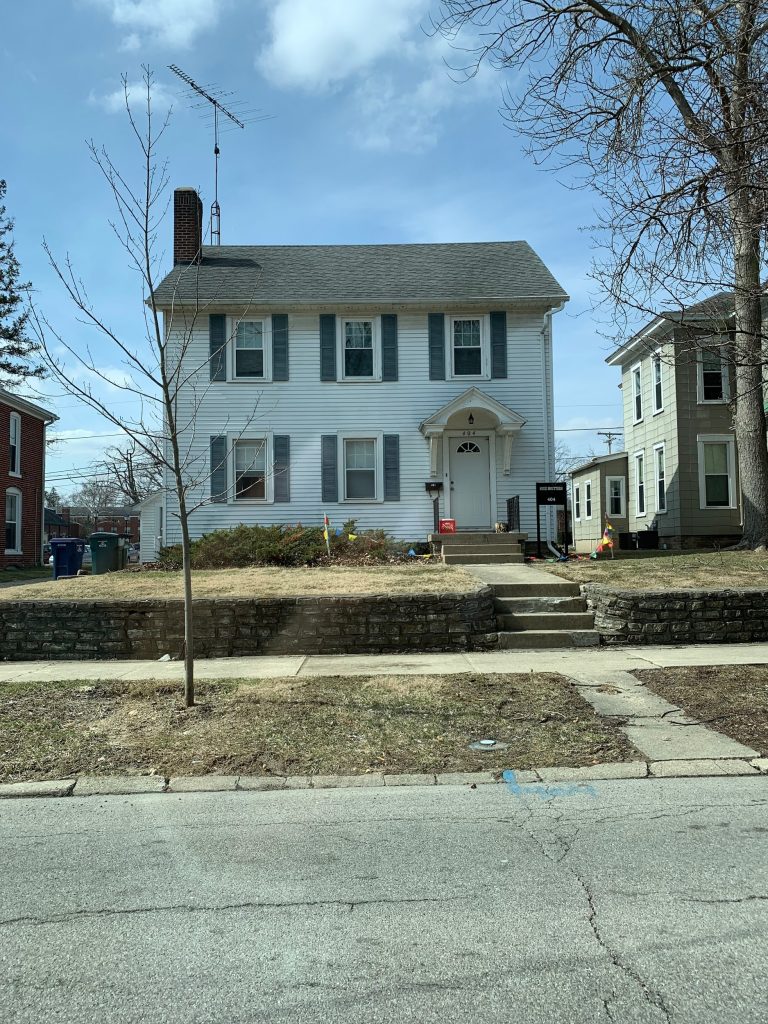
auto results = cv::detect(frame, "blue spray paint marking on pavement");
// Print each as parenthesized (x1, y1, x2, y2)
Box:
(502, 769, 598, 800)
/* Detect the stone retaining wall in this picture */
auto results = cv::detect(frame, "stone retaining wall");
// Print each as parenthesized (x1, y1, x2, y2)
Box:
(584, 584, 768, 645)
(0, 590, 498, 661)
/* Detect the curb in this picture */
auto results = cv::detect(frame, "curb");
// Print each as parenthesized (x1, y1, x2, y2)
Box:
(1, 757, 766, 799)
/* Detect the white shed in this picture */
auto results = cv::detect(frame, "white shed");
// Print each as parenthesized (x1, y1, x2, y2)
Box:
(134, 492, 164, 563)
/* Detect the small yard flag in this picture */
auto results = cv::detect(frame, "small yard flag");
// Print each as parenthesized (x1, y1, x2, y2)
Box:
(595, 521, 615, 558)
(348, 533, 357, 541)
(323, 514, 331, 555)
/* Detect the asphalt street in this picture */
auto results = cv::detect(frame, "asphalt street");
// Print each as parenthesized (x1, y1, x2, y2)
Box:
(1, 777, 767, 1023)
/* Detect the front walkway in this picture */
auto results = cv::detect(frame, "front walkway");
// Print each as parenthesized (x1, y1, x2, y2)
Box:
(1, 641, 767, 682)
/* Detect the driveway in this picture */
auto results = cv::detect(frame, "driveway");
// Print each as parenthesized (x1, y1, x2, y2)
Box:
(2, 778, 767, 1022)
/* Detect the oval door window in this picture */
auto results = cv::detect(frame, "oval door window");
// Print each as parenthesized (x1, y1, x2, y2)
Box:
(456, 441, 481, 454)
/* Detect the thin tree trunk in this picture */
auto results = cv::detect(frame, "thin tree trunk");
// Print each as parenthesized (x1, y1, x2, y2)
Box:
(179, 498, 195, 707)
(731, 213, 768, 549)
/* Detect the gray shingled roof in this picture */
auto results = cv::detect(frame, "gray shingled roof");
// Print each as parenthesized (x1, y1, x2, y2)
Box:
(152, 242, 567, 307)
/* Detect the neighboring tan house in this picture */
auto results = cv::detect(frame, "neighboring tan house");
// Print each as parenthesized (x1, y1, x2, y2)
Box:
(1, 388, 57, 568)
(145, 187, 568, 552)
(571, 293, 743, 551)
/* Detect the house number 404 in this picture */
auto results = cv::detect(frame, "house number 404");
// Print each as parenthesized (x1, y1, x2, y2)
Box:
(461, 430, 477, 436)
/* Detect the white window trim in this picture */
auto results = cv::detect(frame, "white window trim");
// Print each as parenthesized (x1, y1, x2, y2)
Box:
(573, 482, 581, 522)
(336, 315, 382, 383)
(630, 363, 643, 424)
(228, 316, 273, 383)
(652, 351, 664, 415)
(697, 433, 737, 510)
(5, 486, 22, 554)
(9, 412, 21, 477)
(605, 476, 626, 518)
(653, 442, 667, 514)
(230, 433, 273, 504)
(338, 431, 384, 503)
(696, 347, 729, 404)
(584, 479, 593, 520)
(447, 314, 491, 381)
(634, 451, 646, 517)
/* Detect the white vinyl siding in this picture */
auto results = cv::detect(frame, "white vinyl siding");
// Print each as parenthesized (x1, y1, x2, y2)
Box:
(5, 488, 21, 553)
(9, 412, 21, 476)
(162, 309, 554, 541)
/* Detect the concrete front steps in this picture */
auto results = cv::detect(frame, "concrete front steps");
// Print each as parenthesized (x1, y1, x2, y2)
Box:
(492, 580, 600, 649)
(429, 531, 526, 565)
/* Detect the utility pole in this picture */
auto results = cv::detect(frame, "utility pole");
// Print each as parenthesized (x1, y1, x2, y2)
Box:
(598, 429, 623, 454)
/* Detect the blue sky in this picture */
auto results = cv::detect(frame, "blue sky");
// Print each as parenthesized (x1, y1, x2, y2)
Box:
(2, 0, 624, 496)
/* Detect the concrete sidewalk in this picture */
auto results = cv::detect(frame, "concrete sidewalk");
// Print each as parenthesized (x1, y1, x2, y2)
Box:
(1, 641, 768, 682)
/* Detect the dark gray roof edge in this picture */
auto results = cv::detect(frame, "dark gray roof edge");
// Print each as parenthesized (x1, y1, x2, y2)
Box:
(0, 387, 58, 422)
(153, 294, 570, 310)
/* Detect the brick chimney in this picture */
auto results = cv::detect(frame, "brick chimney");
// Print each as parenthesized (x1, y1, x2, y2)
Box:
(173, 187, 203, 265)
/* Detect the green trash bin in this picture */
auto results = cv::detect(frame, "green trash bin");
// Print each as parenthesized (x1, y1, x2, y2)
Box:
(90, 532, 121, 575)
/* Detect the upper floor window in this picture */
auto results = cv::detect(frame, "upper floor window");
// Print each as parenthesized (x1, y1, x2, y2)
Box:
(234, 439, 267, 500)
(652, 353, 663, 414)
(631, 363, 642, 422)
(336, 317, 381, 381)
(5, 488, 21, 553)
(698, 348, 729, 403)
(449, 315, 489, 379)
(606, 476, 626, 518)
(231, 318, 271, 381)
(9, 412, 21, 476)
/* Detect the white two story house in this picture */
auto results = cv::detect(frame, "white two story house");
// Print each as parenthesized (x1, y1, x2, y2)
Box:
(144, 187, 567, 555)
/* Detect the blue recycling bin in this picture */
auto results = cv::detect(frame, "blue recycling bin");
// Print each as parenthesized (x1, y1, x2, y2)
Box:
(50, 538, 86, 580)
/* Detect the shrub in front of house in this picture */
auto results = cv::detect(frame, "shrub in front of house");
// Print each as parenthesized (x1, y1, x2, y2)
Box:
(156, 522, 412, 570)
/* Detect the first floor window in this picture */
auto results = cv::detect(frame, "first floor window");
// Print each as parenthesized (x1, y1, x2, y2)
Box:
(585, 480, 592, 519)
(606, 477, 625, 517)
(655, 445, 667, 512)
(235, 440, 267, 500)
(234, 320, 265, 378)
(701, 441, 731, 507)
(452, 318, 482, 376)
(343, 320, 374, 378)
(5, 489, 21, 552)
(635, 453, 645, 515)
(574, 483, 581, 520)
(344, 438, 376, 500)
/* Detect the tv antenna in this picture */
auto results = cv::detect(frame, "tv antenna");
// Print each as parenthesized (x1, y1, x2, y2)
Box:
(168, 64, 270, 245)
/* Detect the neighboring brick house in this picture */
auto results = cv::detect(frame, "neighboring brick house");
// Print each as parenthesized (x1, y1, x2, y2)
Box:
(1, 388, 57, 568)
(59, 507, 141, 541)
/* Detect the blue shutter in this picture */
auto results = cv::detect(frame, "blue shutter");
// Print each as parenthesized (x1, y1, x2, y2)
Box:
(320, 314, 336, 381)
(273, 435, 290, 503)
(383, 434, 400, 502)
(381, 314, 398, 381)
(209, 315, 226, 381)
(490, 311, 507, 379)
(210, 436, 228, 502)
(428, 314, 445, 380)
(321, 435, 338, 502)
(272, 314, 289, 381)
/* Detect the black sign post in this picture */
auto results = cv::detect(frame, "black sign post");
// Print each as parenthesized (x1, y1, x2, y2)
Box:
(535, 482, 568, 558)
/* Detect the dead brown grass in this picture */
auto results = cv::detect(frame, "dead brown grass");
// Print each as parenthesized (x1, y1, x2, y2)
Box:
(637, 665, 768, 755)
(0, 672, 636, 782)
(0, 563, 481, 603)
(540, 550, 768, 590)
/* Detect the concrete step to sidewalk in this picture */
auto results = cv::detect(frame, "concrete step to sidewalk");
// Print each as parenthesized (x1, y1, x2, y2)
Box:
(429, 532, 527, 545)
(492, 581, 582, 597)
(494, 596, 587, 614)
(443, 552, 525, 565)
(497, 612, 596, 631)
(497, 629, 600, 649)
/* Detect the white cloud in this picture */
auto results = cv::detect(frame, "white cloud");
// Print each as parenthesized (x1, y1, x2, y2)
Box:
(90, 78, 174, 114)
(86, 0, 224, 49)
(257, 0, 426, 90)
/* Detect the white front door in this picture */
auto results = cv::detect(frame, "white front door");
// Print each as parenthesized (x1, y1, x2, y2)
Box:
(449, 435, 492, 529)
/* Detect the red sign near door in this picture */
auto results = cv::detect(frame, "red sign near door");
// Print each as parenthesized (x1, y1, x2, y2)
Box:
(439, 519, 457, 534)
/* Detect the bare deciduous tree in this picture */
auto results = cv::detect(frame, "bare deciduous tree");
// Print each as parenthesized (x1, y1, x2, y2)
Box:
(437, 0, 768, 547)
(103, 438, 163, 505)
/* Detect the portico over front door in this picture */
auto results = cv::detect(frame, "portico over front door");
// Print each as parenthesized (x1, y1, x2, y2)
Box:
(449, 435, 492, 529)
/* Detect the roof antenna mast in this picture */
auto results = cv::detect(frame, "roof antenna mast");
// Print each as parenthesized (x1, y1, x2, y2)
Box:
(168, 64, 268, 245)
